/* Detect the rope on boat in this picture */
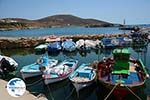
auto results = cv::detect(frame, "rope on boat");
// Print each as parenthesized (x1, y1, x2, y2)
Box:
(26, 78, 43, 87)
(125, 86, 142, 100)
(104, 83, 119, 100)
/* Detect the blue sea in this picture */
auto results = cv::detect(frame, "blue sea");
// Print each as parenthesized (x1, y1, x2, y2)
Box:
(1, 44, 150, 100)
(0, 26, 150, 100)
(0, 27, 130, 37)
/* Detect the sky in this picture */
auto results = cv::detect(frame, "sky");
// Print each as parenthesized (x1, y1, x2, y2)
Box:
(0, 0, 150, 24)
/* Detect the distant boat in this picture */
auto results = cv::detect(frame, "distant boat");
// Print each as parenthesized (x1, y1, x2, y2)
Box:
(48, 41, 62, 53)
(62, 40, 76, 52)
(45, 35, 61, 42)
(101, 37, 131, 48)
(76, 39, 86, 51)
(119, 19, 134, 30)
(0, 55, 18, 74)
(34, 43, 48, 53)
(69, 63, 96, 91)
(119, 27, 135, 30)
(76, 39, 100, 51)
(20, 55, 58, 79)
(43, 59, 78, 85)
(130, 29, 149, 44)
(84, 40, 101, 50)
(97, 48, 149, 98)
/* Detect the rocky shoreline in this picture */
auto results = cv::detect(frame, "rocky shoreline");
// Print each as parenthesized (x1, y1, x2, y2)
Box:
(0, 33, 129, 49)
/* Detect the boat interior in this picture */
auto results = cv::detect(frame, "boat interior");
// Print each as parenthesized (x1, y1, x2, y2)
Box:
(97, 57, 146, 86)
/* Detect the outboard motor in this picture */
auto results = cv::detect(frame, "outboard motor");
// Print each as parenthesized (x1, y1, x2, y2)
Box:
(0, 58, 16, 77)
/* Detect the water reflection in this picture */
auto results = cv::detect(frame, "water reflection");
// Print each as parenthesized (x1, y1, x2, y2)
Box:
(1, 48, 34, 56)
(45, 79, 77, 100)
(0, 43, 150, 100)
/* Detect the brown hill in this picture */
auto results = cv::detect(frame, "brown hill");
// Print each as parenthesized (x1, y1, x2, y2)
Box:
(0, 14, 114, 30)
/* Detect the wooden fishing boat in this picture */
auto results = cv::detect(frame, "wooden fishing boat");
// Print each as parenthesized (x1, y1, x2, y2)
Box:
(84, 40, 100, 50)
(69, 63, 96, 91)
(20, 55, 58, 79)
(48, 41, 62, 53)
(101, 37, 131, 49)
(43, 59, 78, 85)
(35, 43, 48, 53)
(97, 48, 149, 98)
(76, 39, 100, 51)
(62, 40, 76, 52)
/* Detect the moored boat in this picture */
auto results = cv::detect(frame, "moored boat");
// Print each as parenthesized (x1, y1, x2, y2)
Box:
(43, 59, 78, 85)
(101, 37, 131, 49)
(0, 55, 18, 76)
(76, 39, 86, 51)
(62, 40, 76, 52)
(69, 63, 96, 91)
(96, 48, 149, 98)
(20, 55, 58, 79)
(84, 39, 101, 50)
(35, 43, 48, 53)
(76, 39, 100, 51)
(48, 41, 62, 53)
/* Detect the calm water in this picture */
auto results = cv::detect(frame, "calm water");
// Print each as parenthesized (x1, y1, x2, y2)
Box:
(1, 43, 150, 100)
(0, 27, 130, 37)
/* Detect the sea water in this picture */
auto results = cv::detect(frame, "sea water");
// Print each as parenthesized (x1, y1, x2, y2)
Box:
(1, 43, 150, 100)
(0, 27, 130, 37)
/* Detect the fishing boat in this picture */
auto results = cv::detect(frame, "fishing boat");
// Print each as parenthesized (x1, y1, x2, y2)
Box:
(84, 40, 101, 50)
(130, 27, 149, 44)
(101, 38, 119, 49)
(43, 59, 78, 85)
(97, 48, 149, 98)
(76, 39, 100, 51)
(48, 41, 62, 53)
(45, 35, 61, 42)
(119, 19, 134, 30)
(35, 43, 48, 53)
(0, 55, 18, 75)
(101, 37, 131, 49)
(62, 40, 76, 52)
(69, 63, 96, 91)
(76, 39, 86, 51)
(20, 55, 58, 79)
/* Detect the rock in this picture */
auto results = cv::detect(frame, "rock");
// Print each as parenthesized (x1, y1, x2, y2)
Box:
(0, 33, 128, 49)
(0, 38, 45, 49)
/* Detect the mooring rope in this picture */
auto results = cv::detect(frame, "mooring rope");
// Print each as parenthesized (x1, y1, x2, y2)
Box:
(26, 78, 43, 87)
(47, 85, 55, 100)
(65, 87, 75, 100)
(104, 83, 119, 100)
(125, 85, 142, 100)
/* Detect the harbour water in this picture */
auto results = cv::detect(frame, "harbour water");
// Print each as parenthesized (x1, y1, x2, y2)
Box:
(0, 27, 130, 37)
(1, 43, 150, 100)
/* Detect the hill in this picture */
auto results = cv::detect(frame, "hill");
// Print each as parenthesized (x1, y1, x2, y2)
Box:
(0, 14, 114, 30)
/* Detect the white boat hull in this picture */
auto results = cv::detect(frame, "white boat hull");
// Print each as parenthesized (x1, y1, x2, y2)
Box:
(21, 71, 42, 79)
(73, 81, 94, 91)
(44, 74, 70, 85)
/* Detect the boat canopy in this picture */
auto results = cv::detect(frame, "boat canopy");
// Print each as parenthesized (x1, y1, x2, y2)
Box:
(48, 41, 61, 49)
(113, 48, 130, 55)
(112, 48, 130, 75)
(62, 40, 76, 48)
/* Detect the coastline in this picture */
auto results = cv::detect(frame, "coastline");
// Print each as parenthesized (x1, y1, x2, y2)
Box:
(0, 33, 128, 49)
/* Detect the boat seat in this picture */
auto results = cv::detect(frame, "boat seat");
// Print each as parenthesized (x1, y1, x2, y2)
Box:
(112, 70, 130, 75)
(78, 70, 91, 78)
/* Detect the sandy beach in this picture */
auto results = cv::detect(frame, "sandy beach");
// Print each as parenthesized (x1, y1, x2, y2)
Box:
(0, 79, 47, 100)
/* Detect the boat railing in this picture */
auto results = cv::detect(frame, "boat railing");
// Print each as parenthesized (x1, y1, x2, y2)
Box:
(138, 59, 149, 78)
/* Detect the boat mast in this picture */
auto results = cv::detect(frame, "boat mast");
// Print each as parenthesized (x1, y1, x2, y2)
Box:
(123, 19, 126, 34)
(123, 19, 126, 26)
